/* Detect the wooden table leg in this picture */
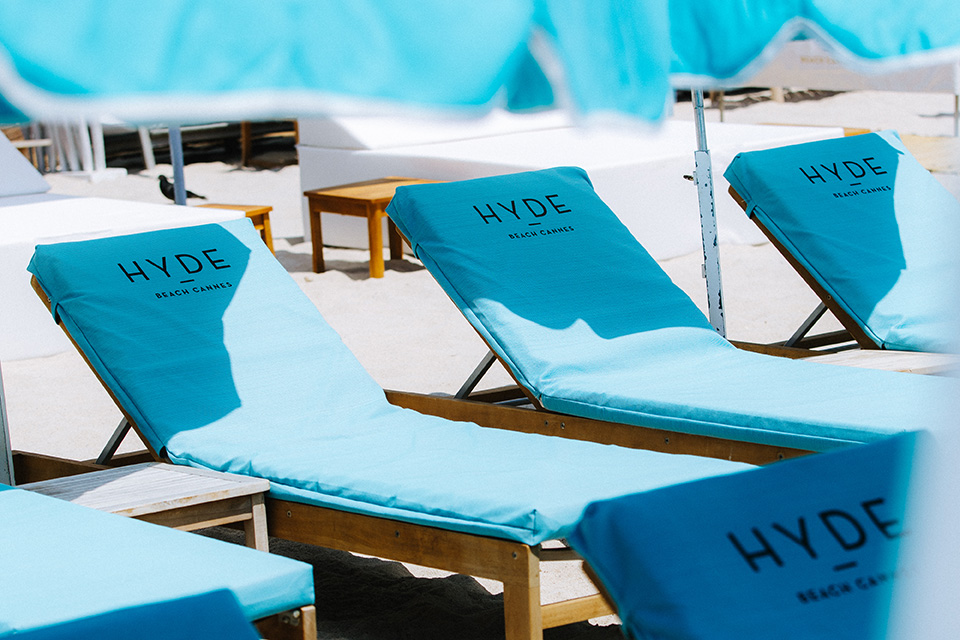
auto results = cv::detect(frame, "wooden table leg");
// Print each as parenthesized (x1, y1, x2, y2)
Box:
(241, 121, 253, 166)
(309, 207, 325, 273)
(259, 213, 275, 254)
(244, 494, 270, 552)
(388, 218, 404, 261)
(366, 207, 385, 278)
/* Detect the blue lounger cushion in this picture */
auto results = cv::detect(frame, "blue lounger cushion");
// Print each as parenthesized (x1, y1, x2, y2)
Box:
(569, 431, 918, 640)
(6, 590, 259, 640)
(724, 130, 960, 353)
(0, 485, 313, 634)
(27, 218, 747, 546)
(386, 167, 956, 451)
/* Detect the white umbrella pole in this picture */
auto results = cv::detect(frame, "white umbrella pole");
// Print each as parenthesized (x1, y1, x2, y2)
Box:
(169, 126, 187, 205)
(0, 363, 14, 484)
(692, 89, 726, 337)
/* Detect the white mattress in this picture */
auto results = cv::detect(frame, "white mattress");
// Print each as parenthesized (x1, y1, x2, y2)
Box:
(0, 197, 242, 360)
(299, 110, 572, 150)
(298, 119, 844, 260)
(0, 192, 72, 208)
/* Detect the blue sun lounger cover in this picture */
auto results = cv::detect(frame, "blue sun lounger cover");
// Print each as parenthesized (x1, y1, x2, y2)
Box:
(386, 167, 955, 452)
(0, 484, 312, 636)
(7, 590, 258, 640)
(27, 218, 746, 546)
(724, 130, 960, 353)
(569, 431, 919, 640)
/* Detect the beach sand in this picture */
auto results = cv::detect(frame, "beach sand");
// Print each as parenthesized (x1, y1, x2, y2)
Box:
(4, 89, 959, 638)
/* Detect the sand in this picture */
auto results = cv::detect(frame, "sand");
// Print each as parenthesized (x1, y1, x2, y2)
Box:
(4, 89, 959, 638)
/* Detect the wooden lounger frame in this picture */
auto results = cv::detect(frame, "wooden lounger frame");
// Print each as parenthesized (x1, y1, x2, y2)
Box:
(30, 277, 623, 640)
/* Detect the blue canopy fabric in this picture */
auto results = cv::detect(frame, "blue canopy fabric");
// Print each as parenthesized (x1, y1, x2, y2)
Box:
(0, 484, 314, 634)
(0, 1, 957, 125)
(569, 431, 919, 640)
(386, 167, 956, 451)
(27, 218, 747, 546)
(668, 0, 960, 86)
(725, 130, 960, 353)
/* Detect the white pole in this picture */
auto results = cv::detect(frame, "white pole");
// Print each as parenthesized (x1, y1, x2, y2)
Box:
(138, 127, 156, 170)
(692, 89, 726, 336)
(90, 119, 107, 173)
(75, 118, 94, 174)
(0, 363, 13, 485)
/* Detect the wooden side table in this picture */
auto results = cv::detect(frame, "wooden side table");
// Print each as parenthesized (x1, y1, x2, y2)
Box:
(197, 203, 275, 254)
(21, 462, 272, 551)
(303, 177, 439, 278)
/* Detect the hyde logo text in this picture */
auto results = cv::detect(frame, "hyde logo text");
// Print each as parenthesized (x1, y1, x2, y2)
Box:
(799, 157, 887, 185)
(118, 248, 231, 284)
(727, 497, 901, 573)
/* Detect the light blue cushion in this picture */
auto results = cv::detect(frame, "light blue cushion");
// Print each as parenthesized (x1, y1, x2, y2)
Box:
(569, 431, 919, 640)
(386, 167, 956, 451)
(5, 590, 258, 640)
(28, 218, 747, 545)
(0, 487, 313, 633)
(725, 130, 960, 353)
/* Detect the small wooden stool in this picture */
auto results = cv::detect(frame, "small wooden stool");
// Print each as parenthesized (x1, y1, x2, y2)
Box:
(303, 177, 439, 278)
(22, 462, 272, 551)
(197, 203, 275, 254)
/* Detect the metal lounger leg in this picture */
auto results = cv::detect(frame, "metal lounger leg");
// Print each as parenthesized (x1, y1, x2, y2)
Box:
(455, 350, 498, 399)
(784, 302, 828, 348)
(96, 418, 132, 465)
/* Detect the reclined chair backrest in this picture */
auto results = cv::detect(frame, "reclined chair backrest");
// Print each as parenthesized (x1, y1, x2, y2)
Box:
(387, 166, 955, 452)
(28, 218, 387, 458)
(725, 130, 960, 353)
(570, 431, 918, 640)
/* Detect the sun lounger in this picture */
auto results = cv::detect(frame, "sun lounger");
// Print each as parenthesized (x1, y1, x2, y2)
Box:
(569, 430, 917, 640)
(0, 483, 315, 638)
(385, 166, 956, 454)
(7, 590, 259, 640)
(27, 217, 751, 640)
(724, 130, 960, 353)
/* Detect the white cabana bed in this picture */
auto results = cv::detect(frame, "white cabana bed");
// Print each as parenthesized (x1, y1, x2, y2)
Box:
(297, 114, 843, 260)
